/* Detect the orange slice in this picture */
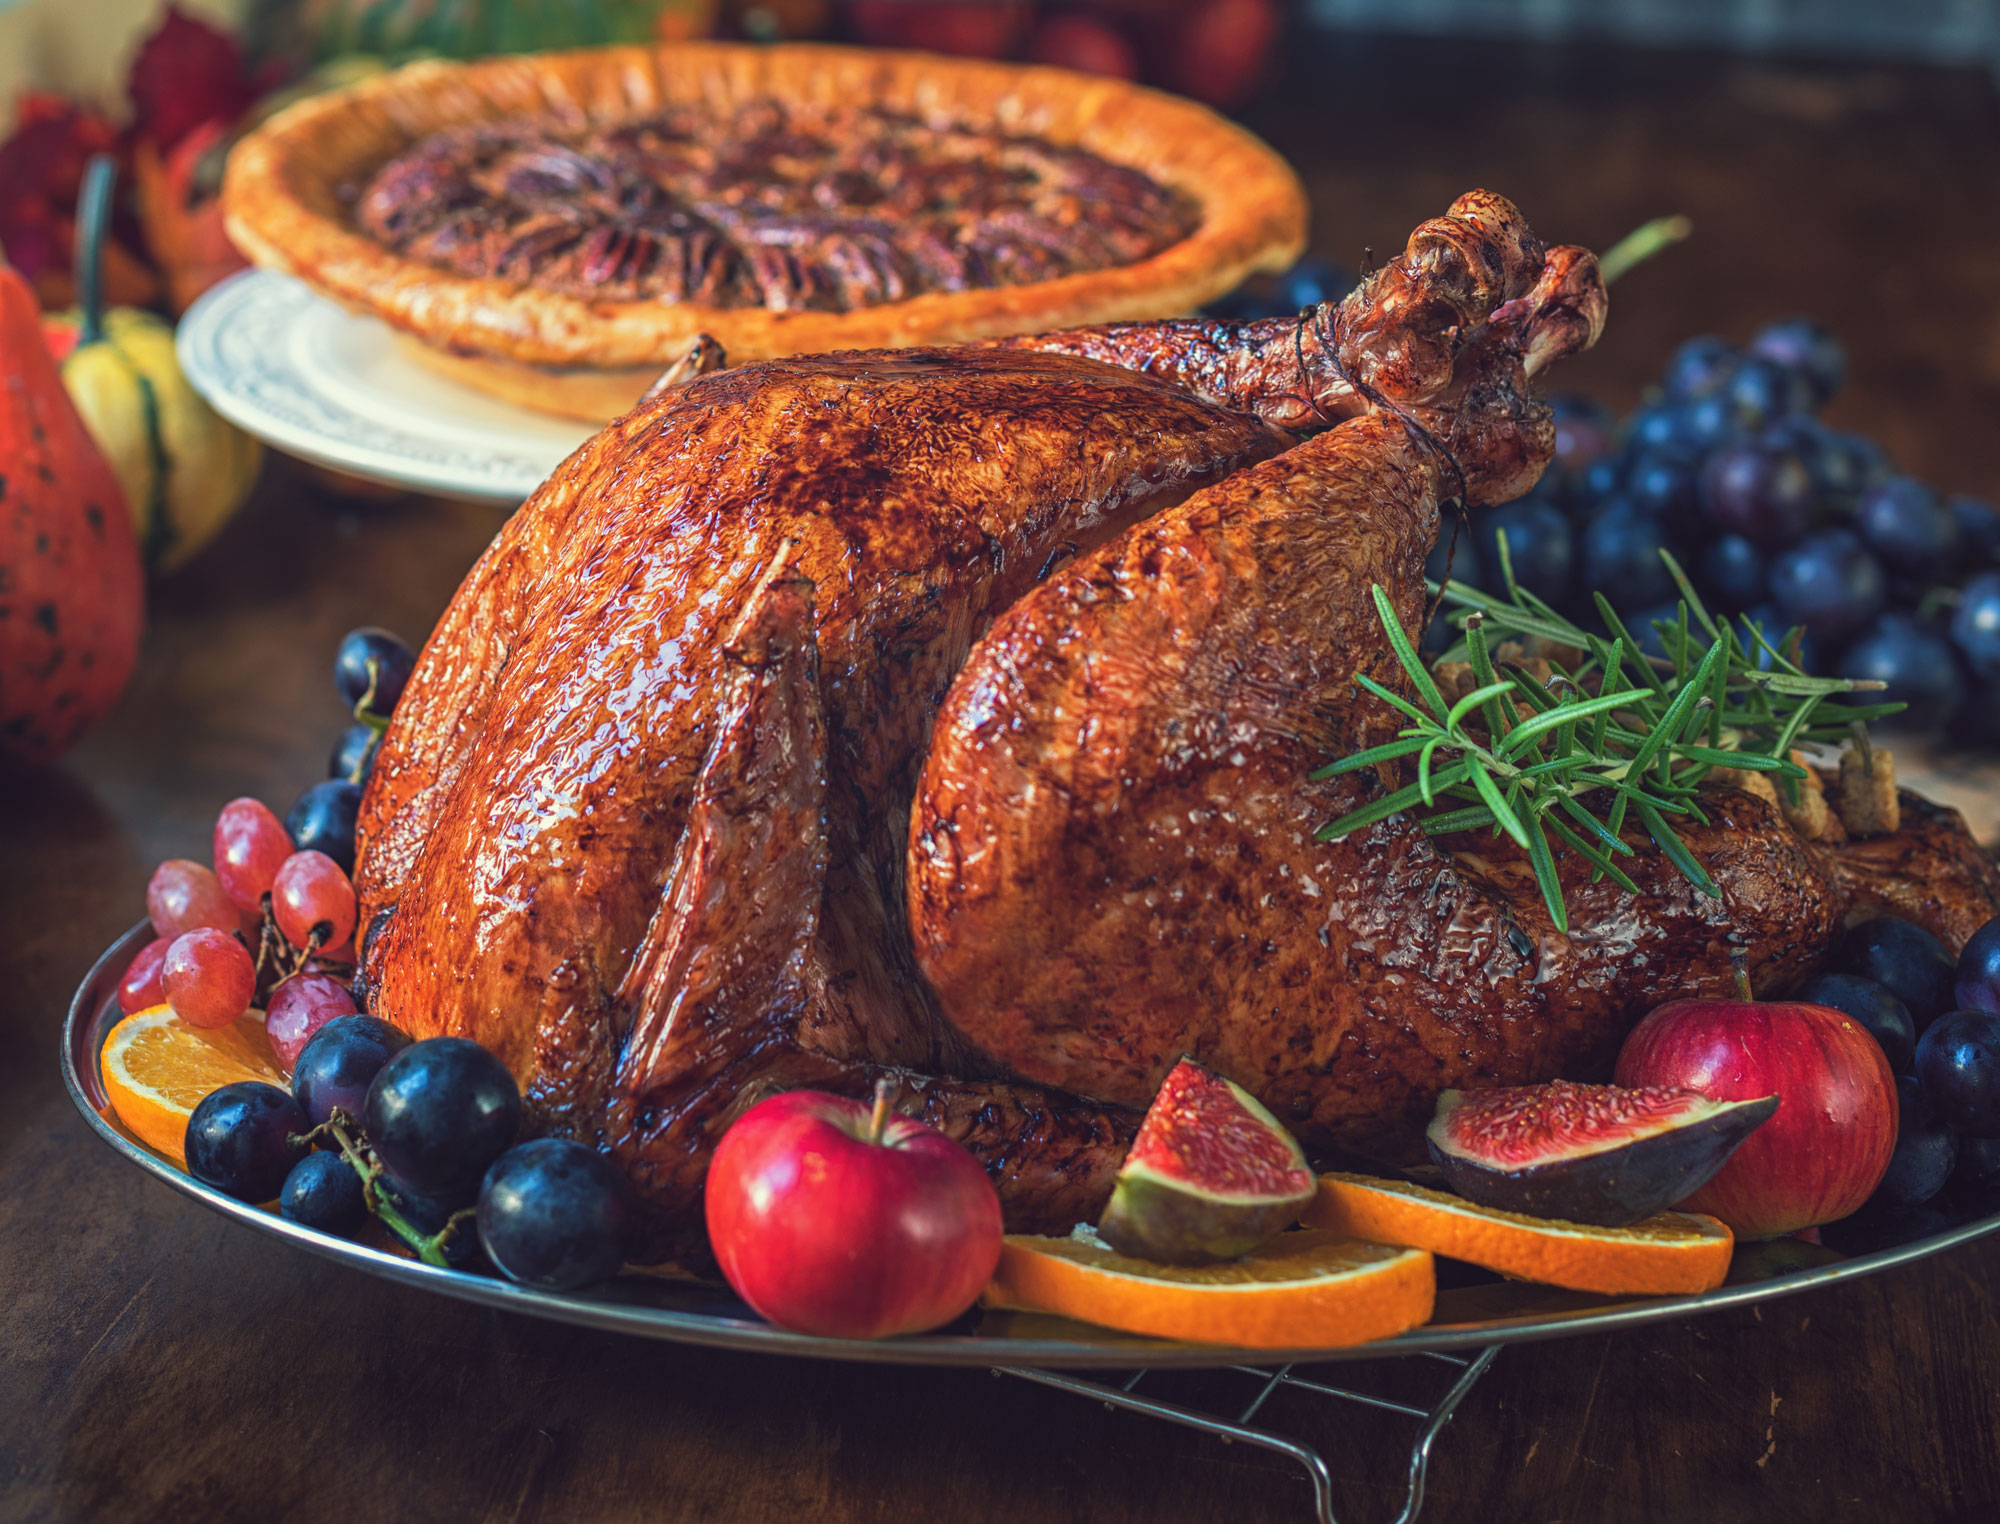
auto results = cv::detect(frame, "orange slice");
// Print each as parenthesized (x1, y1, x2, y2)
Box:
(100, 1005, 284, 1167)
(984, 1229, 1435, 1349)
(1304, 1172, 1734, 1297)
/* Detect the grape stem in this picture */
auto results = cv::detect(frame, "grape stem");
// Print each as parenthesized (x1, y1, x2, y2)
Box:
(354, 658, 393, 734)
(249, 902, 347, 1005)
(292, 1110, 474, 1268)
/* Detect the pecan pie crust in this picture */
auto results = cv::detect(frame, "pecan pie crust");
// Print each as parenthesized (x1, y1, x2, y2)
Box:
(222, 43, 1308, 419)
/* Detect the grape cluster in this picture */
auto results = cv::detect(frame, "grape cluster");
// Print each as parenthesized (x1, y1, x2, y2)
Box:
(148, 624, 631, 1290)
(1807, 914, 2000, 1250)
(127, 809, 361, 1051)
(187, 1018, 632, 1289)
(1443, 318, 1999, 742)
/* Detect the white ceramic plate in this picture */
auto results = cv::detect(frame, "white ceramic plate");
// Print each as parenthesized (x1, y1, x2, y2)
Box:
(177, 270, 597, 502)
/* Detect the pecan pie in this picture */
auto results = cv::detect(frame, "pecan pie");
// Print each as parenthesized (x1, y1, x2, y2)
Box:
(223, 44, 1308, 419)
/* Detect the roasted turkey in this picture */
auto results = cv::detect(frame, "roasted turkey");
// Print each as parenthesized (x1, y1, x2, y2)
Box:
(355, 191, 2000, 1259)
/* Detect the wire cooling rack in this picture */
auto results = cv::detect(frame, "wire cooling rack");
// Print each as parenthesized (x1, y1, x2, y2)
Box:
(994, 1345, 1501, 1524)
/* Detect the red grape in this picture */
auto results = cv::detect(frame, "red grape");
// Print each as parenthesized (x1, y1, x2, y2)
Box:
(308, 938, 356, 972)
(146, 859, 245, 939)
(163, 929, 257, 1030)
(265, 972, 360, 1068)
(273, 851, 358, 951)
(213, 797, 293, 913)
(118, 935, 173, 1014)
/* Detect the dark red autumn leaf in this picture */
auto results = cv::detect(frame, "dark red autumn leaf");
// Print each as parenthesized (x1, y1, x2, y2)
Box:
(127, 5, 260, 153)
(0, 95, 120, 285)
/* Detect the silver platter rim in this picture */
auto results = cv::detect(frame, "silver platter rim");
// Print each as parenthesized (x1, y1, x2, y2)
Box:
(63, 921, 2000, 1369)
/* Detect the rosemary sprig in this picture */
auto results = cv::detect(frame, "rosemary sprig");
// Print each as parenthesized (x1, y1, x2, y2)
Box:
(1313, 549, 1900, 931)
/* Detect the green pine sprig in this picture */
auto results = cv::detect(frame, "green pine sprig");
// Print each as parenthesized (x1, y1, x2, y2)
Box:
(1312, 543, 1900, 932)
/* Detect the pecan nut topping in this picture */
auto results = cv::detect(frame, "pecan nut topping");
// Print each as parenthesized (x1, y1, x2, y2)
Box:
(356, 101, 1201, 312)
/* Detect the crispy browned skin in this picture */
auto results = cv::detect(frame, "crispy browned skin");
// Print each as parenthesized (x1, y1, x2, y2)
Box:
(359, 190, 1999, 1254)
(910, 220, 2000, 1164)
(357, 339, 1285, 1255)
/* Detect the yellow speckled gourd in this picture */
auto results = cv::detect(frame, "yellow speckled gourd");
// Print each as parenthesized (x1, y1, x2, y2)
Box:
(43, 162, 262, 575)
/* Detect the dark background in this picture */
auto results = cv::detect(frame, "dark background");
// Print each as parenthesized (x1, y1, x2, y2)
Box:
(7, 26, 2000, 1524)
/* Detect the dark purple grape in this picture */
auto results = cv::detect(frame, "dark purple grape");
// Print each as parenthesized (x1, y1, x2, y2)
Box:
(1948, 495, 2000, 562)
(1479, 501, 1572, 603)
(1837, 431, 1892, 487)
(328, 722, 381, 786)
(365, 1037, 522, 1195)
(1950, 571, 2000, 680)
(280, 1151, 368, 1236)
(1793, 971, 1916, 1074)
(477, 1138, 634, 1291)
(1550, 394, 1617, 474)
(1762, 415, 1842, 499)
(1627, 603, 1686, 661)
(1870, 1076, 1956, 1209)
(185, 1082, 310, 1202)
(1915, 1010, 2000, 1138)
(378, 1173, 485, 1267)
(1724, 354, 1816, 428)
(1768, 529, 1885, 643)
(1954, 917, 2000, 1018)
(1682, 394, 1740, 452)
(1625, 451, 1702, 520)
(286, 779, 362, 876)
(1627, 405, 1693, 455)
(1855, 477, 1960, 580)
(1739, 604, 1819, 674)
(1957, 1133, 2000, 1186)
(1698, 442, 1817, 548)
(1661, 335, 1738, 400)
(294, 1014, 411, 1126)
(1575, 455, 1624, 518)
(334, 627, 416, 717)
(1697, 534, 1766, 612)
(1747, 318, 1846, 406)
(1838, 917, 1955, 1027)
(1837, 613, 1964, 731)
(1582, 502, 1677, 612)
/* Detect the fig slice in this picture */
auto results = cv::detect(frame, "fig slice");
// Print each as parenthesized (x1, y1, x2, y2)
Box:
(1426, 1080, 1779, 1228)
(1097, 1058, 1316, 1265)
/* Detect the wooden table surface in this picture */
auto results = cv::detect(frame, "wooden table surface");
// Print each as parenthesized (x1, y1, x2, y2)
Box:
(7, 31, 2000, 1524)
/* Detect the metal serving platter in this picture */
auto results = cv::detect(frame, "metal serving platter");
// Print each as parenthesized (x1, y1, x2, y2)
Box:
(63, 921, 2000, 1370)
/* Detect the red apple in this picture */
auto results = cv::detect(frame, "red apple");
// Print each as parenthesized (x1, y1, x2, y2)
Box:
(846, 2, 1031, 58)
(1615, 988, 1897, 1240)
(1027, 15, 1141, 80)
(705, 1081, 1003, 1338)
(1156, 0, 1281, 109)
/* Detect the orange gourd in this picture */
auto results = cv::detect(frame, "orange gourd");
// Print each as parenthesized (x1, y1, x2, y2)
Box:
(0, 176, 145, 768)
